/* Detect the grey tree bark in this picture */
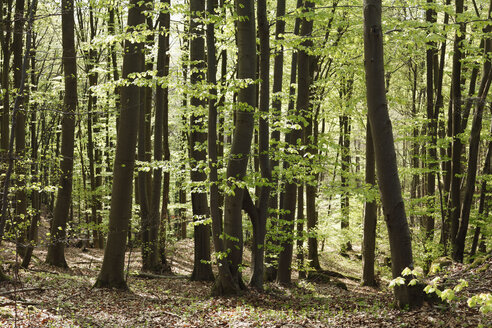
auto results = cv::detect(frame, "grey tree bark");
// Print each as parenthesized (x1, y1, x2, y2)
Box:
(46, 0, 77, 268)
(363, 0, 422, 308)
(212, 0, 256, 295)
(189, 0, 214, 282)
(362, 120, 377, 286)
(94, 0, 145, 289)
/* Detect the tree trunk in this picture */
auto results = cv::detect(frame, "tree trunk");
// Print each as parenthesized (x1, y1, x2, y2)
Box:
(363, 0, 422, 308)
(159, 0, 171, 270)
(140, 14, 156, 273)
(424, 0, 437, 246)
(362, 120, 377, 286)
(248, 0, 271, 291)
(453, 18, 492, 262)
(275, 0, 302, 285)
(21, 30, 39, 269)
(94, 0, 145, 289)
(297, 0, 319, 273)
(13, 0, 27, 255)
(212, 0, 256, 295)
(449, 0, 465, 252)
(189, 0, 214, 282)
(46, 0, 77, 268)
(0, 0, 12, 154)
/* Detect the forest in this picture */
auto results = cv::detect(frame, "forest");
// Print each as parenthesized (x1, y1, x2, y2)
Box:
(0, 0, 491, 326)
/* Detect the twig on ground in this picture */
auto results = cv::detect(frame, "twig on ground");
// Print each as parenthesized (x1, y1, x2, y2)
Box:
(0, 287, 44, 296)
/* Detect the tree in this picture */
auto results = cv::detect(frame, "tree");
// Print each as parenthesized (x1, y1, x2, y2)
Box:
(248, 0, 272, 290)
(213, 0, 256, 295)
(94, 0, 145, 289)
(189, 0, 214, 282)
(45, 0, 77, 268)
(296, 0, 320, 273)
(276, 0, 302, 285)
(363, 0, 422, 308)
(362, 120, 377, 286)
(454, 5, 492, 262)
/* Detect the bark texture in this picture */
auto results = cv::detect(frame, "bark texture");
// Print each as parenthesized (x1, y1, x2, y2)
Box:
(363, 0, 421, 308)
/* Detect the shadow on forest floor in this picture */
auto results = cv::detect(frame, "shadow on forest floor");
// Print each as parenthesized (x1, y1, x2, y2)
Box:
(0, 239, 490, 327)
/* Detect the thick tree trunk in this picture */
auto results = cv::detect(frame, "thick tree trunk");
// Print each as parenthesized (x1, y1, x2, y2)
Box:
(362, 120, 377, 286)
(213, 0, 256, 295)
(94, 0, 145, 289)
(46, 0, 77, 268)
(363, 0, 422, 308)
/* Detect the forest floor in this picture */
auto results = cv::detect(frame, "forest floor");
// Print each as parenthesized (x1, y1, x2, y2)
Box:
(0, 238, 490, 328)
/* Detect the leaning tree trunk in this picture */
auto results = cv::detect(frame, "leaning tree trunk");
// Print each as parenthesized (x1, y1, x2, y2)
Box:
(46, 0, 77, 268)
(212, 0, 256, 296)
(94, 0, 145, 289)
(454, 16, 492, 262)
(363, 0, 422, 308)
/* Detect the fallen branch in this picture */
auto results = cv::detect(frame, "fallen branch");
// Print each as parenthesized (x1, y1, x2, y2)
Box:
(131, 272, 189, 280)
(0, 301, 40, 307)
(0, 287, 44, 296)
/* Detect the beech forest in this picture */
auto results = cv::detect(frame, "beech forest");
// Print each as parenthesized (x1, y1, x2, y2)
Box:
(0, 0, 491, 327)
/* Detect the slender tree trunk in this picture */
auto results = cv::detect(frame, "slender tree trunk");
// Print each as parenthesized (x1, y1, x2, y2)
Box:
(424, 0, 437, 246)
(21, 33, 39, 269)
(339, 76, 353, 252)
(268, 0, 285, 241)
(159, 0, 171, 269)
(363, 0, 422, 308)
(449, 0, 465, 252)
(362, 120, 377, 286)
(297, 0, 319, 272)
(409, 63, 419, 226)
(249, 0, 271, 290)
(276, 0, 302, 285)
(0, 0, 12, 154)
(470, 128, 491, 257)
(46, 0, 77, 268)
(453, 15, 492, 262)
(139, 13, 155, 273)
(94, 0, 145, 289)
(208, 0, 229, 287)
(13, 0, 27, 255)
